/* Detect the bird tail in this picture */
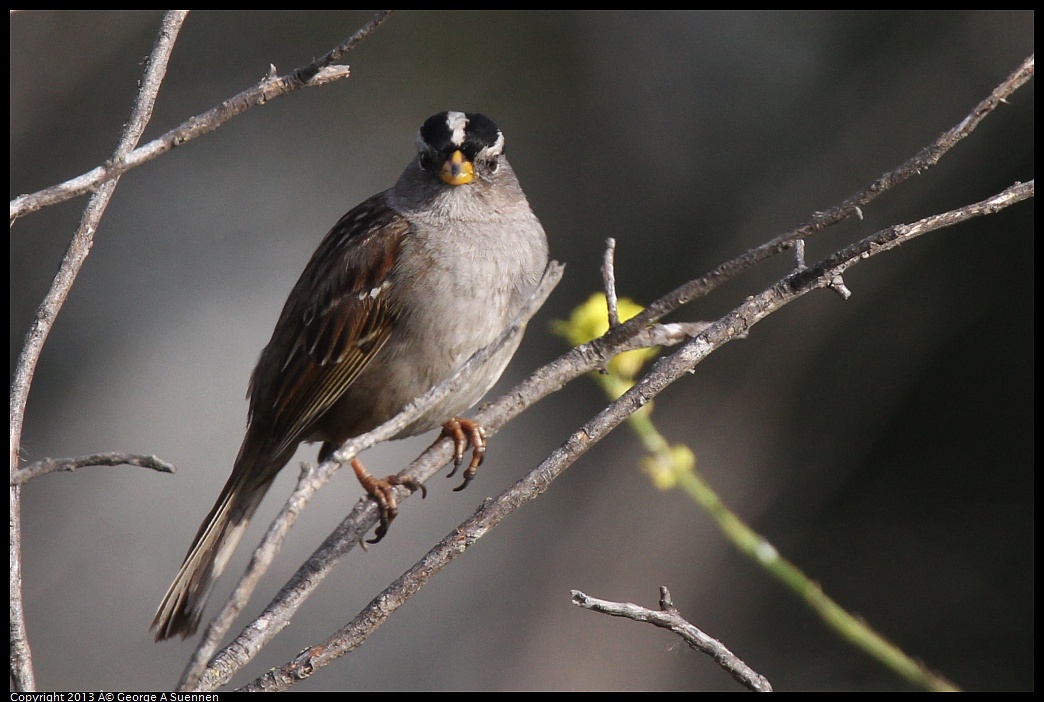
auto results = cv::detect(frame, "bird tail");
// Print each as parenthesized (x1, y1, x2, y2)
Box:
(151, 456, 278, 641)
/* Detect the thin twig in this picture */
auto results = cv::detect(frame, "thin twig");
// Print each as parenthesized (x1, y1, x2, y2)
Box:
(226, 180, 1030, 691)
(290, 10, 396, 83)
(828, 275, 852, 299)
(11, 453, 176, 486)
(602, 237, 620, 328)
(571, 587, 772, 692)
(8, 11, 395, 222)
(8, 12, 189, 692)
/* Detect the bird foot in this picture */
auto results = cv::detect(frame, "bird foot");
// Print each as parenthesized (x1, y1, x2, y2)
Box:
(437, 417, 486, 491)
(351, 458, 426, 544)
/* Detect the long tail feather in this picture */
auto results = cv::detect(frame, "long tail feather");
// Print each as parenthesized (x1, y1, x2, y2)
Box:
(151, 462, 276, 641)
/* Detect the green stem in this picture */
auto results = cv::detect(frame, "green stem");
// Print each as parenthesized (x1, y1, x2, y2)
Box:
(673, 468, 959, 692)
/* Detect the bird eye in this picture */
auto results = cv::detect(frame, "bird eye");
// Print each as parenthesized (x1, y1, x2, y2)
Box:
(487, 156, 500, 173)
(418, 152, 435, 171)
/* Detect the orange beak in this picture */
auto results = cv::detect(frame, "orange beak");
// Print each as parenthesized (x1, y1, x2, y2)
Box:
(439, 149, 475, 185)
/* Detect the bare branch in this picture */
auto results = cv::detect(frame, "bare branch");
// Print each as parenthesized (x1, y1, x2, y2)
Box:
(8, 488, 32, 691)
(571, 587, 772, 692)
(624, 321, 713, 349)
(290, 10, 396, 83)
(793, 238, 806, 269)
(602, 237, 620, 328)
(11, 453, 176, 486)
(828, 275, 852, 300)
(9, 14, 396, 690)
(8, 12, 189, 691)
(8, 11, 395, 222)
(785, 181, 1033, 293)
(224, 180, 1029, 692)
(606, 55, 1034, 347)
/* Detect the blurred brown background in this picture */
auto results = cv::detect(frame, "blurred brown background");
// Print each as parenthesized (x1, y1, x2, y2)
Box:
(10, 11, 1033, 691)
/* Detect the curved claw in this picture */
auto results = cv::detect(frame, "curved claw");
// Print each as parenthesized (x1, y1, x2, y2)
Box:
(351, 458, 425, 544)
(438, 418, 486, 490)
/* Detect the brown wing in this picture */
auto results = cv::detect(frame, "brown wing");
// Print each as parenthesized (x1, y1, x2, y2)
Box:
(246, 193, 407, 460)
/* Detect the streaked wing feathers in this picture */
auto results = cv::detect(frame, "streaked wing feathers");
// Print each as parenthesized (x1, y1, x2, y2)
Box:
(246, 194, 407, 459)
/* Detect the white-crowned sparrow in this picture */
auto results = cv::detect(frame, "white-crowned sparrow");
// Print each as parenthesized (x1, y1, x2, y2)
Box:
(152, 111, 550, 641)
